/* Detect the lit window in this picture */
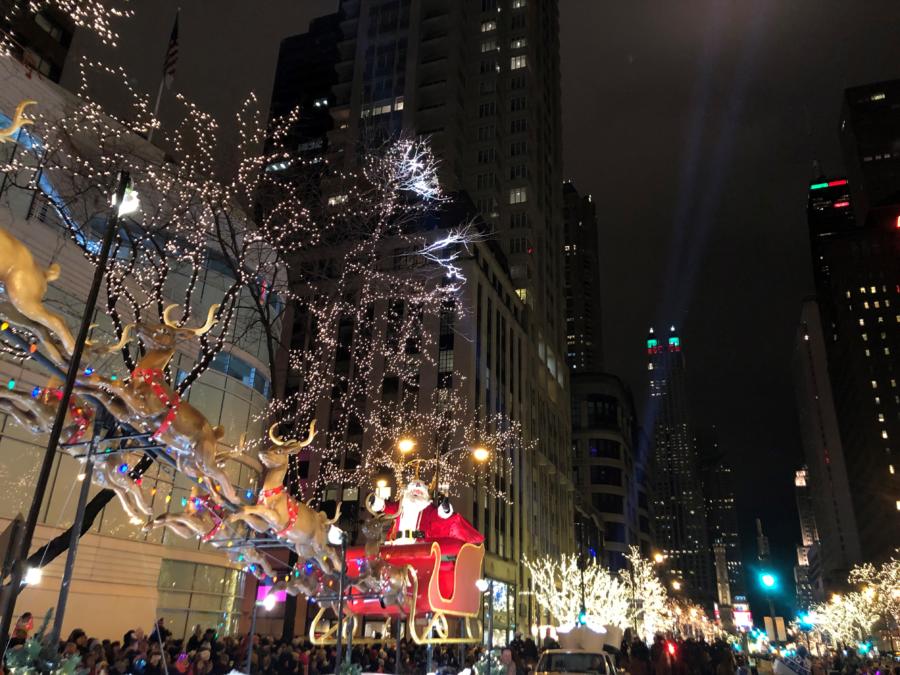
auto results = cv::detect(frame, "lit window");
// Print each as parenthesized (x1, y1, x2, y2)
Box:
(865, 349, 871, 357)
(862, 333, 868, 341)
(511, 55, 527, 70)
(861, 287, 867, 294)
(890, 465, 896, 475)
(878, 413, 885, 422)
(481, 39, 497, 52)
(859, 318, 865, 326)
(875, 397, 881, 405)
(872, 380, 878, 389)
(394, 96, 404, 111)
(846, 291, 851, 299)
(512, 0, 526, 7)
(886, 348, 891, 356)
(875, 301, 881, 309)
(481, 20, 497, 32)
(883, 430, 889, 440)
(515, 288, 527, 302)
(871, 286, 877, 293)
(864, 302, 870, 309)
(510, 37, 527, 49)
(509, 187, 527, 204)
(893, 379, 898, 388)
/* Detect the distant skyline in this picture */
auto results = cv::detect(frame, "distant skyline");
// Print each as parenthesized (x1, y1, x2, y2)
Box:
(65, 0, 900, 619)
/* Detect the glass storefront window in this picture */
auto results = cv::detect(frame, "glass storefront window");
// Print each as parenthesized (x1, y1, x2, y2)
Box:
(157, 560, 245, 639)
(482, 579, 516, 646)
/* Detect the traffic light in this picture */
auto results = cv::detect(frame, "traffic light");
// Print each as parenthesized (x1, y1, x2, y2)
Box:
(759, 572, 777, 589)
(577, 608, 587, 626)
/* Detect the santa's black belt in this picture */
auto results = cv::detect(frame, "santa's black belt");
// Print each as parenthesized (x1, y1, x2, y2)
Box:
(393, 530, 424, 540)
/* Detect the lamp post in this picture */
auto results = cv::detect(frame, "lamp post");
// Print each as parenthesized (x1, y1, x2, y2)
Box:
(0, 171, 131, 650)
(760, 572, 777, 623)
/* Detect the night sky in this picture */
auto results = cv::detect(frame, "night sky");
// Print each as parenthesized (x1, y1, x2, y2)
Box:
(69, 0, 900, 619)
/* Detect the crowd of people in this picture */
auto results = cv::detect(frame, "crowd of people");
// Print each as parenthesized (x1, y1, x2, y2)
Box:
(4, 613, 900, 675)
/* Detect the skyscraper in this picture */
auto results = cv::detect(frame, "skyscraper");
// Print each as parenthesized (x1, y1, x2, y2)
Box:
(802, 115, 900, 564)
(563, 180, 603, 372)
(0, 0, 74, 81)
(793, 467, 825, 609)
(793, 298, 861, 586)
(648, 326, 713, 602)
(699, 428, 746, 607)
(271, 0, 573, 637)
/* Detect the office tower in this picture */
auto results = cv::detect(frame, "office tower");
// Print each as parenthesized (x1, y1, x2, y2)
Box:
(840, 80, 900, 228)
(273, 0, 572, 638)
(793, 467, 825, 609)
(699, 429, 746, 605)
(0, 0, 74, 81)
(571, 372, 650, 570)
(563, 180, 603, 372)
(793, 298, 861, 586)
(804, 104, 900, 563)
(268, 13, 342, 166)
(648, 326, 713, 601)
(756, 518, 770, 561)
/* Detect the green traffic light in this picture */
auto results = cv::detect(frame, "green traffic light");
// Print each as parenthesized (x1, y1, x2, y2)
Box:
(760, 573, 776, 588)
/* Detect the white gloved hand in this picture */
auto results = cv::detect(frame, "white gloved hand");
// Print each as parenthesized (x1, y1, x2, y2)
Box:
(437, 497, 454, 519)
(371, 495, 386, 512)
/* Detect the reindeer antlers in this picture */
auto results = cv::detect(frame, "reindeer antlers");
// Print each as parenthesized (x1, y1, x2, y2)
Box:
(267, 419, 318, 452)
(162, 303, 221, 336)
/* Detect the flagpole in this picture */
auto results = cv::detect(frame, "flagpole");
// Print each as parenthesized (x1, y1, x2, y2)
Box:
(148, 7, 179, 145)
(148, 77, 165, 144)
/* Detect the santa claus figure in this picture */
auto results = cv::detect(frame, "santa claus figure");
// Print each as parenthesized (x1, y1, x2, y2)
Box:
(370, 478, 484, 546)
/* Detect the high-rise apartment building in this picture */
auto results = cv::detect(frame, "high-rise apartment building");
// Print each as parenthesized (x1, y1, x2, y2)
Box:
(563, 180, 602, 372)
(571, 373, 651, 569)
(698, 429, 746, 606)
(271, 0, 572, 639)
(648, 326, 713, 602)
(793, 467, 824, 609)
(0, 0, 74, 81)
(793, 298, 861, 586)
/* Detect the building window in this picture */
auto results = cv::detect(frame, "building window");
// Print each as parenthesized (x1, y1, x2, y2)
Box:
(157, 561, 245, 639)
(481, 20, 497, 32)
(590, 466, 622, 486)
(510, 140, 527, 156)
(592, 493, 624, 514)
(510, 164, 527, 179)
(510, 212, 528, 228)
(510, 96, 526, 112)
(477, 125, 495, 141)
(481, 39, 498, 52)
(478, 148, 496, 163)
(588, 439, 620, 459)
(512, 0, 527, 7)
(477, 173, 495, 190)
(511, 74, 526, 90)
(605, 522, 626, 544)
(510, 55, 527, 70)
(510, 118, 527, 133)
(509, 187, 527, 204)
(510, 37, 527, 49)
(478, 102, 496, 118)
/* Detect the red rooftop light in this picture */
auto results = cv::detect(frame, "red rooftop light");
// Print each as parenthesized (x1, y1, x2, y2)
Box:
(828, 179, 848, 187)
(833, 201, 850, 208)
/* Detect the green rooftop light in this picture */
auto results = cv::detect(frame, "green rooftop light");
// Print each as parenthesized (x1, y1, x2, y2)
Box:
(809, 182, 829, 190)
(647, 339, 658, 348)
(668, 336, 680, 347)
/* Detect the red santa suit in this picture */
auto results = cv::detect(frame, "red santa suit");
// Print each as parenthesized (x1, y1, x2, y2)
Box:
(379, 498, 484, 546)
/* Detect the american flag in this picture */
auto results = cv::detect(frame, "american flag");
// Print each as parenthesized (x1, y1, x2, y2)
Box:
(163, 12, 179, 88)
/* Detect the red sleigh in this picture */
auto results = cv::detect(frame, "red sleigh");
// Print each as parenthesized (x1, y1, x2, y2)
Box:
(308, 538, 485, 645)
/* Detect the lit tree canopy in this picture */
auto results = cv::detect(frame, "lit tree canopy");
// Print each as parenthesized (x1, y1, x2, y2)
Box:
(848, 549, 900, 627)
(809, 592, 878, 645)
(525, 554, 629, 631)
(620, 546, 671, 641)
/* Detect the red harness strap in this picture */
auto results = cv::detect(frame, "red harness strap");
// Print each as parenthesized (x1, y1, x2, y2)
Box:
(257, 486, 300, 537)
(132, 367, 181, 440)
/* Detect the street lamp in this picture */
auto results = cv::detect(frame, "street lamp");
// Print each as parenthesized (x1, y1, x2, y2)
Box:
(759, 571, 778, 623)
(397, 437, 416, 455)
(653, 552, 666, 564)
(671, 580, 682, 591)
(472, 446, 491, 463)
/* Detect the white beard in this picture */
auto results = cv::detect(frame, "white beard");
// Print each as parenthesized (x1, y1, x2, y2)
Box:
(393, 493, 429, 544)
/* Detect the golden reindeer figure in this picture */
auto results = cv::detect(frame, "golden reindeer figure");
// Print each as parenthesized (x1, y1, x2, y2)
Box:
(228, 421, 343, 573)
(0, 225, 76, 363)
(81, 303, 242, 505)
(0, 100, 36, 143)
